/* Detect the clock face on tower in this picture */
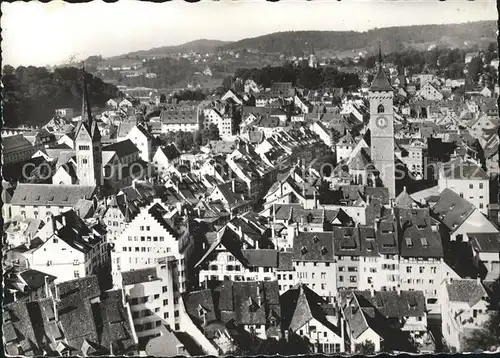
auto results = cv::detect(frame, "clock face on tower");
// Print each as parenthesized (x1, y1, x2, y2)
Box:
(375, 116, 388, 129)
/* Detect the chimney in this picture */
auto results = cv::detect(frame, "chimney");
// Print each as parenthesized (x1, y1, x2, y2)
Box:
(61, 214, 67, 227)
(476, 275, 481, 285)
(44, 276, 52, 298)
(202, 311, 207, 326)
(148, 275, 154, 281)
(374, 218, 379, 231)
(397, 285, 401, 296)
(256, 284, 262, 307)
(109, 343, 114, 356)
(370, 285, 375, 297)
(403, 186, 407, 193)
(367, 194, 371, 205)
(55, 284, 60, 301)
(231, 179, 236, 193)
(12, 290, 17, 302)
(280, 181, 283, 197)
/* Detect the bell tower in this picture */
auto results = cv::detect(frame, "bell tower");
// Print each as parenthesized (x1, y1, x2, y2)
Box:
(75, 67, 102, 187)
(369, 43, 396, 199)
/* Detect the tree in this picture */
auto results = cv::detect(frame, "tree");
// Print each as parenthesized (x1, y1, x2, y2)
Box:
(468, 57, 483, 82)
(463, 278, 500, 352)
(208, 123, 220, 141)
(355, 340, 376, 355)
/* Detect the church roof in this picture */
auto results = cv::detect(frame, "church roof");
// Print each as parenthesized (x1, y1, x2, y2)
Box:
(370, 67, 394, 92)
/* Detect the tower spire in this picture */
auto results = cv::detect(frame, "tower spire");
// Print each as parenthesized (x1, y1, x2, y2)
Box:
(81, 64, 93, 128)
(377, 41, 383, 67)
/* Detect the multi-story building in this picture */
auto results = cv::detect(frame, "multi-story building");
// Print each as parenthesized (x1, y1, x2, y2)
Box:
(281, 284, 345, 353)
(438, 159, 490, 214)
(441, 278, 493, 352)
(396, 208, 444, 314)
(9, 184, 96, 220)
(293, 232, 336, 301)
(334, 227, 362, 291)
(111, 199, 196, 293)
(23, 210, 109, 283)
(117, 259, 179, 345)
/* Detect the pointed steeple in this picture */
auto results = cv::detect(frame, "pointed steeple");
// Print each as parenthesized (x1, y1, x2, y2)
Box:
(377, 41, 383, 67)
(370, 42, 394, 92)
(81, 65, 93, 128)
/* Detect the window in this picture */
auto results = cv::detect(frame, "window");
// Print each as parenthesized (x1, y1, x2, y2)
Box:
(154, 294, 160, 299)
(349, 276, 357, 283)
(480, 203, 484, 209)
(406, 266, 412, 273)
(163, 299, 168, 306)
(146, 226, 150, 231)
(162, 286, 168, 293)
(321, 272, 326, 279)
(174, 311, 179, 318)
(339, 276, 344, 282)
(377, 104, 385, 113)
(164, 312, 169, 319)
(479, 183, 484, 189)
(74, 271, 80, 278)
(140, 226, 144, 231)
(469, 184, 473, 189)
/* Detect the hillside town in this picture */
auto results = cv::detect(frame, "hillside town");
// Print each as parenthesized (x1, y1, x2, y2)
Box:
(3, 34, 500, 356)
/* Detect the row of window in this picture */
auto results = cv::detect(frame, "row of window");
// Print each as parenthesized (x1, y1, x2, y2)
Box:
(405, 266, 438, 274)
(128, 236, 166, 243)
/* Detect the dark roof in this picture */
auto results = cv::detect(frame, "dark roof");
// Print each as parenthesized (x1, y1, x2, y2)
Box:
(11, 184, 96, 206)
(446, 279, 489, 307)
(121, 267, 158, 286)
(102, 139, 139, 158)
(294, 232, 335, 262)
(396, 208, 444, 258)
(280, 284, 340, 336)
(469, 233, 500, 253)
(241, 249, 278, 268)
(354, 290, 426, 318)
(370, 67, 394, 92)
(333, 227, 362, 256)
(277, 251, 293, 271)
(431, 188, 476, 232)
(441, 160, 489, 180)
(19, 269, 57, 290)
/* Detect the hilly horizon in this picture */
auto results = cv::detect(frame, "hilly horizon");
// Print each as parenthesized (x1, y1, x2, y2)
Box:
(109, 20, 496, 60)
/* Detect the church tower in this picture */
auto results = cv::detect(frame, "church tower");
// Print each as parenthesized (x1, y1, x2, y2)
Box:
(369, 44, 396, 199)
(75, 67, 102, 187)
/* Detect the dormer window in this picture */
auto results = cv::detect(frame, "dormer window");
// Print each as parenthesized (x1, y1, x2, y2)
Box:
(321, 246, 327, 255)
(301, 246, 308, 255)
(377, 104, 385, 114)
(420, 237, 428, 247)
(405, 237, 413, 247)
(313, 235, 320, 243)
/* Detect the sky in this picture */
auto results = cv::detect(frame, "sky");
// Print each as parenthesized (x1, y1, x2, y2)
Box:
(2, 0, 497, 67)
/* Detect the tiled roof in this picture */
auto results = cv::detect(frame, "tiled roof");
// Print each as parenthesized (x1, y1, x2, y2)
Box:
(294, 232, 335, 262)
(469, 232, 500, 253)
(396, 208, 444, 258)
(19, 269, 57, 290)
(11, 184, 96, 206)
(103, 139, 139, 159)
(277, 251, 293, 271)
(241, 249, 278, 268)
(281, 284, 340, 336)
(431, 188, 476, 232)
(440, 159, 489, 180)
(122, 267, 158, 286)
(2, 134, 34, 155)
(370, 67, 394, 92)
(446, 279, 488, 307)
(354, 290, 426, 318)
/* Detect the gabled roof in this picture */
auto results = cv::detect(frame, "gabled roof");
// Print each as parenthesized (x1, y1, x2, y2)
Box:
(294, 232, 335, 262)
(11, 184, 96, 206)
(431, 188, 476, 232)
(281, 284, 340, 336)
(469, 232, 500, 253)
(103, 139, 140, 159)
(446, 279, 489, 307)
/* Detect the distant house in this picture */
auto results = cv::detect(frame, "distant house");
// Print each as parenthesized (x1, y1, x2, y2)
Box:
(153, 144, 181, 177)
(417, 82, 444, 101)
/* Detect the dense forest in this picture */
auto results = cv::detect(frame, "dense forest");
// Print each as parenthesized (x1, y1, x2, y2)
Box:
(2, 66, 120, 127)
(223, 21, 497, 55)
(227, 64, 361, 90)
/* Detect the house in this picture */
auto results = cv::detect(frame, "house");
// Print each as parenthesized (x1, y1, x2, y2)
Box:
(293, 232, 336, 300)
(5, 217, 45, 248)
(153, 144, 181, 177)
(2, 134, 41, 165)
(3, 275, 138, 356)
(431, 188, 498, 243)
(438, 160, 490, 215)
(9, 184, 96, 220)
(195, 221, 281, 285)
(310, 121, 334, 148)
(116, 259, 180, 343)
(21, 210, 109, 283)
(441, 278, 493, 352)
(468, 233, 500, 282)
(417, 82, 444, 101)
(340, 289, 430, 353)
(111, 199, 196, 293)
(396, 207, 444, 314)
(281, 284, 345, 353)
(161, 109, 201, 132)
(336, 132, 356, 163)
(126, 125, 156, 162)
